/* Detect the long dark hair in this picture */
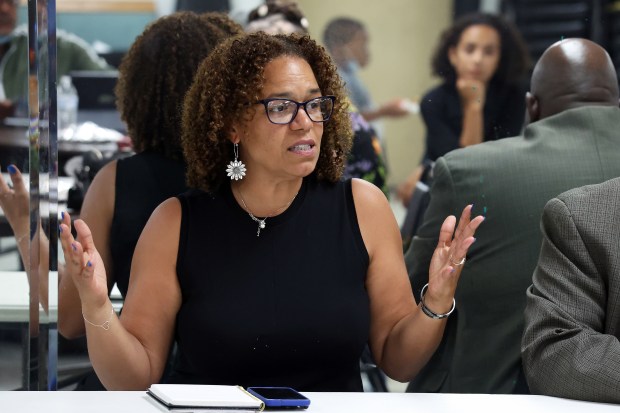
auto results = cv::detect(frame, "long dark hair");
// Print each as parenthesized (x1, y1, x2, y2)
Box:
(431, 13, 530, 85)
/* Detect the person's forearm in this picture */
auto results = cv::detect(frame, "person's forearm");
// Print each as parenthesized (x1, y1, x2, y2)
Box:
(58, 266, 87, 338)
(379, 305, 447, 382)
(360, 108, 383, 122)
(459, 104, 484, 147)
(83, 299, 158, 390)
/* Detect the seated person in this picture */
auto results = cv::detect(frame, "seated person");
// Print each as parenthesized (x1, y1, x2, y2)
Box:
(58, 32, 484, 391)
(522, 177, 620, 403)
(405, 37, 620, 394)
(244, 2, 388, 195)
(0, 11, 242, 389)
(322, 17, 412, 123)
(0, 0, 110, 119)
(397, 12, 530, 205)
(56, 12, 242, 388)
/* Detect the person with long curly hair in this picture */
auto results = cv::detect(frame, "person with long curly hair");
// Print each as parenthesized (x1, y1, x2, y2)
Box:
(58, 32, 483, 391)
(56, 11, 241, 351)
(398, 13, 530, 205)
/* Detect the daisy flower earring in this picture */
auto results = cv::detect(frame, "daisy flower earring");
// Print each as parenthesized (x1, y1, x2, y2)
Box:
(226, 142, 246, 181)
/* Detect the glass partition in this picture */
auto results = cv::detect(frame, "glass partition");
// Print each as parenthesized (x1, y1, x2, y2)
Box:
(26, 0, 58, 390)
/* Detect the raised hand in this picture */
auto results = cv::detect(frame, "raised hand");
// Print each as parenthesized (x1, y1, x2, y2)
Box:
(59, 212, 109, 314)
(424, 204, 484, 313)
(0, 164, 29, 239)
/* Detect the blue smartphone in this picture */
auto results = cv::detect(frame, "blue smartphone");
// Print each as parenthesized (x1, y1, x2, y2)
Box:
(246, 387, 310, 409)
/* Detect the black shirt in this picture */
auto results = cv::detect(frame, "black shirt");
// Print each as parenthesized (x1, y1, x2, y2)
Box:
(110, 151, 188, 297)
(170, 177, 370, 391)
(421, 81, 526, 161)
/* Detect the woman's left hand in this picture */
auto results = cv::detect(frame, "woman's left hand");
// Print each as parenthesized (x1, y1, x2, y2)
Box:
(0, 165, 29, 239)
(424, 204, 484, 313)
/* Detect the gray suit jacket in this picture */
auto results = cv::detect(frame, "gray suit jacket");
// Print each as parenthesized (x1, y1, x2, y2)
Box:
(522, 177, 620, 403)
(406, 106, 620, 393)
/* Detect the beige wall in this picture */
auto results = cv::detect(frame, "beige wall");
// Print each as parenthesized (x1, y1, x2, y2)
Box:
(298, 0, 453, 187)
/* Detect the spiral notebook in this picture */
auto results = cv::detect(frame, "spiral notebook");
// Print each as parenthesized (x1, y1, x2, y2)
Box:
(147, 384, 264, 412)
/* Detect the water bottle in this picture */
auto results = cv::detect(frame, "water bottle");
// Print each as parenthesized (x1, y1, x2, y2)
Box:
(57, 75, 79, 133)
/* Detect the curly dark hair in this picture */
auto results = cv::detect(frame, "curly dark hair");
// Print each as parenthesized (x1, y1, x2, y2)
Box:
(115, 12, 242, 160)
(182, 32, 352, 192)
(431, 13, 530, 84)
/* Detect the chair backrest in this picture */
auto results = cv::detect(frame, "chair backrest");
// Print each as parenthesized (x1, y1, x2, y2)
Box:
(400, 181, 431, 249)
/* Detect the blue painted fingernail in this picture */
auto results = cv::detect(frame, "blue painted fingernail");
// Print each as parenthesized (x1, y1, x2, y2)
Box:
(7, 165, 16, 174)
(61, 211, 64, 219)
(58, 225, 62, 234)
(71, 243, 77, 251)
(451, 268, 456, 273)
(87, 261, 92, 268)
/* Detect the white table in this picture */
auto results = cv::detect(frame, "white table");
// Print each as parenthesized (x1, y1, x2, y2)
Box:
(0, 271, 122, 323)
(0, 271, 58, 323)
(0, 174, 74, 237)
(0, 173, 73, 206)
(0, 391, 617, 413)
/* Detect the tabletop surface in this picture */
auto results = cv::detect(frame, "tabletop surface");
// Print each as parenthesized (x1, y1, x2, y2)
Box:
(0, 391, 617, 413)
(0, 271, 121, 323)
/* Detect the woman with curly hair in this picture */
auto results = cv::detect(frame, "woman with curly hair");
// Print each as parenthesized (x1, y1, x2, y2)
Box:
(423, 12, 530, 161)
(59, 32, 483, 391)
(398, 13, 530, 205)
(58, 12, 242, 339)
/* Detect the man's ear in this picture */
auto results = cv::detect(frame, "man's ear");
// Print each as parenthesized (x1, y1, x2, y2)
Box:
(525, 92, 540, 123)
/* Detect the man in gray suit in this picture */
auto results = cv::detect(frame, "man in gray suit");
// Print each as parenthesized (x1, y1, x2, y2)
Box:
(405, 38, 620, 393)
(521, 177, 620, 403)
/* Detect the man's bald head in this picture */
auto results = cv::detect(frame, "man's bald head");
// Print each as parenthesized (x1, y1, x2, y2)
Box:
(527, 38, 619, 122)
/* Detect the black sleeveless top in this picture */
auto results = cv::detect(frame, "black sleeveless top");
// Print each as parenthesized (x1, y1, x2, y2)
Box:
(110, 151, 187, 297)
(169, 177, 370, 391)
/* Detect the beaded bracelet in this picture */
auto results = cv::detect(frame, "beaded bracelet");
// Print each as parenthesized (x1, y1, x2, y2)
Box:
(83, 306, 114, 331)
(420, 283, 456, 319)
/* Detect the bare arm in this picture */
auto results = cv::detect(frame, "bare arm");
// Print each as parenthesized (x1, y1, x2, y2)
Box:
(58, 161, 116, 338)
(0, 165, 30, 267)
(361, 98, 412, 122)
(59, 198, 182, 389)
(0, 165, 49, 310)
(456, 79, 485, 148)
(352, 179, 483, 381)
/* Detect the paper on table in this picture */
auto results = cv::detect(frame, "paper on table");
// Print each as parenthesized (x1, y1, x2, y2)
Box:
(147, 384, 264, 412)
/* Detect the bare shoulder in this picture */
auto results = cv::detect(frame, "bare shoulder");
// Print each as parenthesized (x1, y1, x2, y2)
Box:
(127, 196, 182, 304)
(141, 197, 182, 237)
(350, 178, 399, 257)
(81, 160, 117, 216)
(88, 159, 117, 194)
(351, 178, 391, 217)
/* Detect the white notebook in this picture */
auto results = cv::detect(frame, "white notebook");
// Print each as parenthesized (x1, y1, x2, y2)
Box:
(147, 384, 265, 411)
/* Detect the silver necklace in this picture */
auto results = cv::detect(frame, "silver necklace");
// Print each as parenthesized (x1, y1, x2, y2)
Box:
(236, 187, 297, 237)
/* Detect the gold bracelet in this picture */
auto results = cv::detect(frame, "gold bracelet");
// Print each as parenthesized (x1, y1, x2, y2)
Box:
(83, 306, 114, 331)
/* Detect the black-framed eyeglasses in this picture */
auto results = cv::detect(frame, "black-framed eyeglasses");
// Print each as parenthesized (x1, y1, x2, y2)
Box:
(256, 95, 335, 125)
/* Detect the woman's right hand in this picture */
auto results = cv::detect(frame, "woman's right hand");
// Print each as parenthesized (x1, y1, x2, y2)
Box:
(59, 213, 109, 314)
(456, 78, 486, 108)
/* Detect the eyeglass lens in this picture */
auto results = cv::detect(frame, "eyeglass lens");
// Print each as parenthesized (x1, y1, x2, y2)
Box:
(265, 97, 333, 124)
